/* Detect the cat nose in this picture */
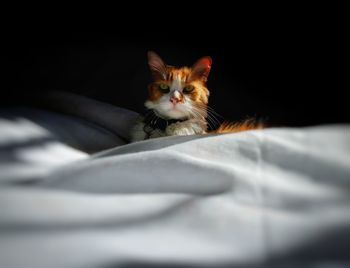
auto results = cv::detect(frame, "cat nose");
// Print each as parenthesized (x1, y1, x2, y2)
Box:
(170, 96, 180, 104)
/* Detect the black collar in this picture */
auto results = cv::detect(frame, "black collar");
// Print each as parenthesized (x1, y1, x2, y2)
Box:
(143, 109, 188, 131)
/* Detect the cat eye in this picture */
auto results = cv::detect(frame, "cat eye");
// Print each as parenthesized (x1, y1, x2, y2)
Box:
(159, 83, 170, 93)
(183, 85, 194, 93)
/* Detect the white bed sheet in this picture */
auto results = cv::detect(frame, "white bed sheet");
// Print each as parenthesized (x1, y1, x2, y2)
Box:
(1, 105, 350, 268)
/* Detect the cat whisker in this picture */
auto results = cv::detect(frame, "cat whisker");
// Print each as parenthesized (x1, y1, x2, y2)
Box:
(190, 109, 214, 131)
(192, 105, 221, 128)
(195, 106, 216, 119)
(206, 111, 223, 126)
(196, 107, 223, 126)
(191, 107, 207, 120)
(193, 112, 207, 123)
(196, 104, 224, 119)
(192, 107, 210, 119)
(195, 103, 223, 115)
(188, 108, 205, 120)
(204, 114, 218, 130)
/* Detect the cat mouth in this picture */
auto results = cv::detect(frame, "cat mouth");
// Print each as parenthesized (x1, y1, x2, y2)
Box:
(169, 105, 184, 113)
(170, 105, 179, 110)
(170, 101, 185, 109)
(164, 106, 187, 117)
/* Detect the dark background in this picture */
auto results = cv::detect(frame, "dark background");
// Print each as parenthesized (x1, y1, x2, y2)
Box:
(3, 13, 348, 127)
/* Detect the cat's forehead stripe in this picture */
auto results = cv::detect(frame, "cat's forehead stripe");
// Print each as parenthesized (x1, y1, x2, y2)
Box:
(167, 68, 190, 82)
(171, 74, 183, 91)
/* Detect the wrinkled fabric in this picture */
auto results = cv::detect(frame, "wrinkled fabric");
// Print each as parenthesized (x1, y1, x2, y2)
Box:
(1, 106, 350, 268)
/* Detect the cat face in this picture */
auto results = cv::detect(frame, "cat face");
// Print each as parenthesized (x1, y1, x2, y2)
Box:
(145, 51, 212, 120)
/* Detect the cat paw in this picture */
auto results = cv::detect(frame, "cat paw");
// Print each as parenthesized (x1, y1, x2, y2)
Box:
(166, 121, 197, 136)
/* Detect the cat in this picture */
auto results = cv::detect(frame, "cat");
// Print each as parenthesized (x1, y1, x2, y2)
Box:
(130, 51, 263, 142)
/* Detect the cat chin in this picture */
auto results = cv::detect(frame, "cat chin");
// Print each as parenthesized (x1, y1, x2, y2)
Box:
(154, 107, 188, 119)
(161, 109, 187, 119)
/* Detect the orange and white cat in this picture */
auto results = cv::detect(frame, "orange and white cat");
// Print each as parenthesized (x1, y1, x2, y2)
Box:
(131, 51, 263, 142)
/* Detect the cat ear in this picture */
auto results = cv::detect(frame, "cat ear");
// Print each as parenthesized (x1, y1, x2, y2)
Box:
(190, 56, 212, 82)
(147, 51, 167, 80)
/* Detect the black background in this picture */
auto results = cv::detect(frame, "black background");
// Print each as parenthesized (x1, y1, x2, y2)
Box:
(3, 9, 348, 127)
